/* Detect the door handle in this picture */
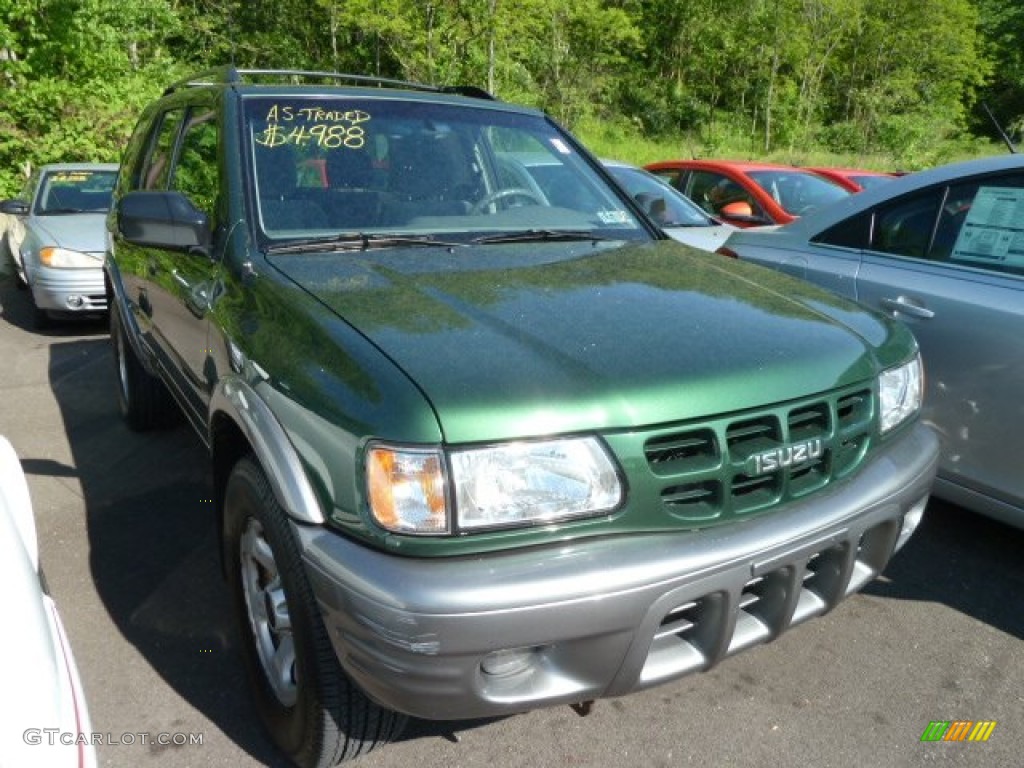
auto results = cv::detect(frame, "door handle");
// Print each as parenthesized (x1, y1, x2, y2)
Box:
(878, 296, 935, 319)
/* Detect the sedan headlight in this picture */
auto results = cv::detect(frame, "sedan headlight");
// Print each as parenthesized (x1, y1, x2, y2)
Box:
(39, 247, 100, 269)
(366, 437, 623, 534)
(879, 353, 923, 433)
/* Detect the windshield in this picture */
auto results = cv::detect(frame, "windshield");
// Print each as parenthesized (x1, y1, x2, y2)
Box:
(605, 164, 714, 227)
(243, 96, 647, 244)
(35, 169, 117, 214)
(746, 169, 849, 216)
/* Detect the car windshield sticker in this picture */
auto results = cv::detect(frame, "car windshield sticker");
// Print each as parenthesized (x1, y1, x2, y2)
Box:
(50, 172, 92, 184)
(255, 105, 370, 150)
(951, 186, 1024, 270)
(597, 210, 632, 225)
(550, 138, 572, 155)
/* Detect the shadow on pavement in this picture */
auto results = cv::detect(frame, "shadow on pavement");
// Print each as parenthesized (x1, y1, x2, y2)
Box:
(864, 497, 1024, 640)
(40, 325, 287, 765)
(30, 311, 494, 764)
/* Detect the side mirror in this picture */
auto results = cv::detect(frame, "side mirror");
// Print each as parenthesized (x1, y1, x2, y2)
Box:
(719, 201, 753, 218)
(117, 191, 211, 255)
(718, 201, 772, 226)
(0, 199, 29, 216)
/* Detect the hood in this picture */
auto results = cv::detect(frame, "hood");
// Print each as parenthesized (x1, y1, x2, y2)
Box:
(31, 213, 109, 254)
(269, 240, 896, 443)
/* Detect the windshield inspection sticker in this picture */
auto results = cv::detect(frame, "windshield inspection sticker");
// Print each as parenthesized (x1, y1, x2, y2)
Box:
(597, 210, 632, 225)
(951, 186, 1024, 269)
(549, 138, 572, 155)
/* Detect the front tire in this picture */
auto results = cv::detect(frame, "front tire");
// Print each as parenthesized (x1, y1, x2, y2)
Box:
(224, 456, 406, 767)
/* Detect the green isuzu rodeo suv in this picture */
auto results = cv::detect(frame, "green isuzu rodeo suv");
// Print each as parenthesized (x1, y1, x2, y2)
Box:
(105, 67, 939, 767)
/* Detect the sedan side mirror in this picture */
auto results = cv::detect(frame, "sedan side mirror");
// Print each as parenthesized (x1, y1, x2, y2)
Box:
(718, 201, 773, 226)
(0, 199, 29, 216)
(117, 191, 211, 256)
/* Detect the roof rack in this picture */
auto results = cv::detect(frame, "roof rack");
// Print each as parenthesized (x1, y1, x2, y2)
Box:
(163, 66, 495, 100)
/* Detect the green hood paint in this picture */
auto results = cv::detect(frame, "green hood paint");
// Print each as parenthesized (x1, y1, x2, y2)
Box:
(269, 240, 909, 444)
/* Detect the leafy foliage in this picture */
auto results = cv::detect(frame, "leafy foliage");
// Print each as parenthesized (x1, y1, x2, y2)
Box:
(0, 0, 1020, 197)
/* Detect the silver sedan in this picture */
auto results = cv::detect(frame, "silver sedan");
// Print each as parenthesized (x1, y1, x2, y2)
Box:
(1, 163, 117, 328)
(719, 153, 1024, 530)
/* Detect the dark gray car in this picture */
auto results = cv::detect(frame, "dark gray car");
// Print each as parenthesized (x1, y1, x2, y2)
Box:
(720, 153, 1024, 530)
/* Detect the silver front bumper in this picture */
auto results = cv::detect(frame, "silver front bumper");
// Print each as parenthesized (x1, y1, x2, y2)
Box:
(298, 422, 938, 720)
(31, 265, 106, 312)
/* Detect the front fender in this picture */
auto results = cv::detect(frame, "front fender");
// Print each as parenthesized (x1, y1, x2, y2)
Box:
(209, 376, 325, 525)
(104, 257, 162, 378)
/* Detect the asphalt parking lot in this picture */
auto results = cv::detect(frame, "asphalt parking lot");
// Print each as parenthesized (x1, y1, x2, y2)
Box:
(0, 273, 1021, 768)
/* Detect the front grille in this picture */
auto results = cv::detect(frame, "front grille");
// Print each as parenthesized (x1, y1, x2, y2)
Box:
(644, 384, 874, 526)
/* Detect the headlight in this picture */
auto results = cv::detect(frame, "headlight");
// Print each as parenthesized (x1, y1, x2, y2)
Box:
(451, 437, 622, 530)
(39, 247, 100, 269)
(366, 437, 623, 534)
(879, 353, 923, 433)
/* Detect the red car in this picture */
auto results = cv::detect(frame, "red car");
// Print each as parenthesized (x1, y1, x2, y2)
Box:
(804, 166, 896, 193)
(644, 159, 850, 227)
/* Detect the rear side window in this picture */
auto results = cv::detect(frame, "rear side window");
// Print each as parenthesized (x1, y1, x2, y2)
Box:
(872, 192, 941, 259)
(812, 212, 871, 249)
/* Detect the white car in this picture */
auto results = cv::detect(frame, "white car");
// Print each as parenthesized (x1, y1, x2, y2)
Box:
(602, 160, 738, 251)
(0, 436, 97, 768)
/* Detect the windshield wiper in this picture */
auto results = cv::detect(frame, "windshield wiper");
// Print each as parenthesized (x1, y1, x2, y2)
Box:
(265, 232, 465, 255)
(471, 229, 609, 245)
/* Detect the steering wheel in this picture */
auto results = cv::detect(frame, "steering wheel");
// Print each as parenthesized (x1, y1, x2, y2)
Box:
(471, 187, 545, 214)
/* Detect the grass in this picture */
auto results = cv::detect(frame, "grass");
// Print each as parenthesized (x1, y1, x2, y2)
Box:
(574, 116, 1008, 174)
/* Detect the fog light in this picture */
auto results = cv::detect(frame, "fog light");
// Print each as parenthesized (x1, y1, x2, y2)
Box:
(66, 295, 84, 309)
(480, 648, 539, 678)
(896, 497, 928, 551)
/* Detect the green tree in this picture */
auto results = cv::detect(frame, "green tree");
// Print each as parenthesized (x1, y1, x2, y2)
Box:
(0, 0, 183, 196)
(826, 0, 988, 164)
(974, 0, 1024, 145)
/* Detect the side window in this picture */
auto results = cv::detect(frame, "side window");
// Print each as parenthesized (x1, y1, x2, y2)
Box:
(649, 169, 681, 190)
(942, 174, 1024, 276)
(171, 108, 219, 219)
(22, 172, 42, 210)
(689, 171, 759, 218)
(687, 171, 724, 214)
(871, 191, 942, 259)
(813, 211, 871, 249)
(141, 109, 184, 191)
(868, 173, 1024, 272)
